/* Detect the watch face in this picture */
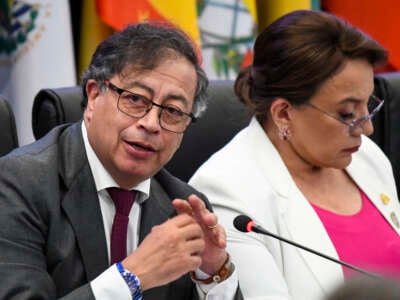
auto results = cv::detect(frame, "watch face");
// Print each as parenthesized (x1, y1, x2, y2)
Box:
(213, 274, 222, 282)
(190, 254, 233, 284)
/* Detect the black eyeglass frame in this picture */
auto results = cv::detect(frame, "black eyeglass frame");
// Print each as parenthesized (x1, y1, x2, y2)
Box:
(104, 80, 197, 133)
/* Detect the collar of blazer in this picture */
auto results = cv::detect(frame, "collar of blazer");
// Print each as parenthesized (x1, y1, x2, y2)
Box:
(243, 119, 342, 293)
(347, 135, 400, 235)
(247, 119, 342, 292)
(246, 118, 400, 293)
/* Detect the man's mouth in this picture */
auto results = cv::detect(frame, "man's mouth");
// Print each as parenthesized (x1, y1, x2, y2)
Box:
(127, 141, 156, 152)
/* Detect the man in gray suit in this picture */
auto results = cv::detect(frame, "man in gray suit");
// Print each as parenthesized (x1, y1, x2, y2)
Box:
(0, 23, 241, 300)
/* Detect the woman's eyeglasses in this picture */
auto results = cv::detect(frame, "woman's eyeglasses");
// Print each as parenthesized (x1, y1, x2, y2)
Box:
(306, 95, 384, 134)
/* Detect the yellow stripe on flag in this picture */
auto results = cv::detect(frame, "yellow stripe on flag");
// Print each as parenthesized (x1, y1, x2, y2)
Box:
(79, 0, 113, 76)
(256, 0, 312, 31)
(148, 0, 199, 44)
(243, 0, 258, 23)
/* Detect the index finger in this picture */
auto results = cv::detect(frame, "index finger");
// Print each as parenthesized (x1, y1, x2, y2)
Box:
(187, 194, 208, 214)
(188, 195, 218, 227)
(172, 198, 193, 216)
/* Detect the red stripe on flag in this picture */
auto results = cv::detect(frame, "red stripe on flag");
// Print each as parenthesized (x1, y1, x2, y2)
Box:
(96, 0, 166, 30)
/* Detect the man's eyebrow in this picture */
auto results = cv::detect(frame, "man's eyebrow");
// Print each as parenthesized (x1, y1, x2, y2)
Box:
(126, 81, 190, 105)
(165, 94, 189, 105)
(125, 81, 154, 97)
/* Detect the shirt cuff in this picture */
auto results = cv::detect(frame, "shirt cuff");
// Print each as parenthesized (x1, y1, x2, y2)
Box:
(90, 264, 132, 300)
(194, 265, 238, 299)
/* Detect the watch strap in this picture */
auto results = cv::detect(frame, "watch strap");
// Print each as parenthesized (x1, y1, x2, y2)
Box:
(190, 253, 232, 284)
(116, 262, 143, 300)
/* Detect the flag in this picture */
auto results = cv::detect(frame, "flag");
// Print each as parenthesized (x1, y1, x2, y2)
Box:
(79, 0, 200, 92)
(0, 0, 76, 145)
(198, 0, 258, 80)
(79, 0, 114, 76)
(322, 0, 400, 71)
(96, 0, 199, 44)
(256, 0, 319, 31)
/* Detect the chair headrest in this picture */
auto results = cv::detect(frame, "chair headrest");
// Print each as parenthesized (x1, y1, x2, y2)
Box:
(31, 81, 251, 181)
(32, 86, 84, 139)
(0, 96, 19, 156)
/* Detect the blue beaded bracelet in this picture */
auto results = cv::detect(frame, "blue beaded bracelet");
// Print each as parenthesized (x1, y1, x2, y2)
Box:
(116, 262, 143, 300)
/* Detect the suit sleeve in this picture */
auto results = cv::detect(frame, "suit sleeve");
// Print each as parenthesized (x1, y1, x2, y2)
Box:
(190, 161, 292, 300)
(0, 157, 95, 300)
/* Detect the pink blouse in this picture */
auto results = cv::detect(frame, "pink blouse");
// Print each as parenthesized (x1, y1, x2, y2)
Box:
(311, 190, 400, 278)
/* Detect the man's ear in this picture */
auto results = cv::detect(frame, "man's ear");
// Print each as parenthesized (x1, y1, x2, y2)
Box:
(85, 79, 100, 111)
(84, 80, 101, 123)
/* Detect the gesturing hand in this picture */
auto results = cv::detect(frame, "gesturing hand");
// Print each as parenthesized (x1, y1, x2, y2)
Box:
(122, 213, 205, 291)
(173, 194, 228, 275)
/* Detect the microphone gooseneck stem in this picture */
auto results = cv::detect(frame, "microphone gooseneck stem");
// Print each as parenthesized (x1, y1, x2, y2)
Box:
(252, 225, 381, 279)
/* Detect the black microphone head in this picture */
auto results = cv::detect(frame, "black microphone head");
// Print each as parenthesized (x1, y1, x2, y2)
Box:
(233, 215, 253, 232)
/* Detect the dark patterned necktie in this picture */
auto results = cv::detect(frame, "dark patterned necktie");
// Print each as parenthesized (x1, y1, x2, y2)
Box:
(107, 187, 136, 265)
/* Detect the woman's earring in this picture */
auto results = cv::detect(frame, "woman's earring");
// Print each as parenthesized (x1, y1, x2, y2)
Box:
(279, 127, 291, 141)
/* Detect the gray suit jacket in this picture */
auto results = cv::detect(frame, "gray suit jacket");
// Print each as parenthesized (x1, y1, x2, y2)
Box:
(0, 122, 242, 300)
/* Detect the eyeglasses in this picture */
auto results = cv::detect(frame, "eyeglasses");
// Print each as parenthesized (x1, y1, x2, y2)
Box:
(104, 80, 196, 133)
(306, 95, 384, 134)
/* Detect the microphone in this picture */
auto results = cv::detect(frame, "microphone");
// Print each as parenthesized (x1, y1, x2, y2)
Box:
(233, 214, 380, 278)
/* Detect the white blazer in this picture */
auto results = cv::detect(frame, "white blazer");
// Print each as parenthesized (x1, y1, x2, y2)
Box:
(190, 117, 400, 300)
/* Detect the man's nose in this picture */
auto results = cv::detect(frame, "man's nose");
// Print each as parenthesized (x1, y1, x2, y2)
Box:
(136, 106, 162, 133)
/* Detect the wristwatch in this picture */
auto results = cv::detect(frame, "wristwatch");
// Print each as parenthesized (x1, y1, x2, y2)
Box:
(190, 253, 232, 284)
(116, 262, 143, 300)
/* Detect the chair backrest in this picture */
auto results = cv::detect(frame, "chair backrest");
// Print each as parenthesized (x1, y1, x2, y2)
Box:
(31, 81, 252, 181)
(0, 96, 19, 156)
(165, 81, 251, 180)
(373, 72, 400, 192)
(32, 86, 84, 140)
(31, 74, 400, 190)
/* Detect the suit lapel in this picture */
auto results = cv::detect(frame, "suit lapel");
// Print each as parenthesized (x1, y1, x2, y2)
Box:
(139, 168, 205, 241)
(139, 177, 176, 242)
(283, 185, 344, 292)
(139, 175, 187, 299)
(347, 141, 400, 235)
(62, 165, 108, 281)
(248, 118, 343, 292)
(59, 123, 108, 281)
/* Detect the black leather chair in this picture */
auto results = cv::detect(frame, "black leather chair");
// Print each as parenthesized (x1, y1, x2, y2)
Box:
(32, 81, 252, 181)
(31, 74, 400, 191)
(166, 81, 252, 180)
(373, 72, 400, 191)
(32, 86, 84, 140)
(0, 96, 19, 156)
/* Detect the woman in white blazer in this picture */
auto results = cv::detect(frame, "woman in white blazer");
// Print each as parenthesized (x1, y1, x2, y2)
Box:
(190, 10, 400, 300)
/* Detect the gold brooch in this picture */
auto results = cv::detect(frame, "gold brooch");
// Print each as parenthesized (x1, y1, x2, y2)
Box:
(381, 193, 391, 205)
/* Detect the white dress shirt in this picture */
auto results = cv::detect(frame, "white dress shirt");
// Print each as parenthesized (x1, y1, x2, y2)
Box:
(81, 123, 238, 299)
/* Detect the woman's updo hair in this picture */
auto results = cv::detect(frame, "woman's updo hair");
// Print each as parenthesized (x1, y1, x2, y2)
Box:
(234, 10, 387, 124)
